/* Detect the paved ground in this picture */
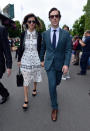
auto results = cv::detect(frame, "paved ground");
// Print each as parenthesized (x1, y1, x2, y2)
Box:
(0, 52, 90, 131)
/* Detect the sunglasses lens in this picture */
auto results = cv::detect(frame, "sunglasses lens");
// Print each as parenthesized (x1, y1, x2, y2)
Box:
(55, 15, 59, 18)
(50, 15, 54, 19)
(32, 21, 36, 24)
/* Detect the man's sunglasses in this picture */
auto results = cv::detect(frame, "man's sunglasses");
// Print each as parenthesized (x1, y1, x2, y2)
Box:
(27, 20, 36, 24)
(49, 14, 59, 19)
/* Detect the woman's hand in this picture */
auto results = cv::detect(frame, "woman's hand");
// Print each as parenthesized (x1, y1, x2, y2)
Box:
(41, 61, 44, 67)
(6, 69, 11, 77)
(17, 62, 21, 67)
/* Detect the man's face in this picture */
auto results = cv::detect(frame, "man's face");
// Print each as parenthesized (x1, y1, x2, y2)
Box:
(49, 10, 60, 28)
(86, 33, 90, 36)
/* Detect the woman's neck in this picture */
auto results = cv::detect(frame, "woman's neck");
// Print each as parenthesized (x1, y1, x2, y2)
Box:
(28, 28, 35, 32)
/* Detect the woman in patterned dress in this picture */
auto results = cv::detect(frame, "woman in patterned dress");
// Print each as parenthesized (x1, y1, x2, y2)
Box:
(17, 13, 42, 110)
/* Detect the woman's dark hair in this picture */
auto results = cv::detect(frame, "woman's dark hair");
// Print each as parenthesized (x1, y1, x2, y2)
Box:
(74, 35, 79, 40)
(23, 13, 40, 29)
(49, 7, 61, 18)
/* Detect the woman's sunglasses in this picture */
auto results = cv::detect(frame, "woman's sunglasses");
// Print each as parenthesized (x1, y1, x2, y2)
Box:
(27, 20, 36, 24)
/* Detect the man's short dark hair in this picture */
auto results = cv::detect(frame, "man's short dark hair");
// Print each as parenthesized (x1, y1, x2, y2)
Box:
(85, 30, 90, 34)
(49, 7, 61, 18)
(63, 25, 69, 31)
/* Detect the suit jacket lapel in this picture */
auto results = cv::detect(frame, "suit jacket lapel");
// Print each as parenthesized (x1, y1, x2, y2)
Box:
(47, 29, 54, 49)
(47, 29, 51, 43)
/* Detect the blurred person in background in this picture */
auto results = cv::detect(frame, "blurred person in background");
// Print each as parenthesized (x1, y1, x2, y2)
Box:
(62, 25, 72, 80)
(0, 26, 12, 104)
(78, 30, 90, 75)
(73, 36, 81, 65)
(15, 38, 20, 59)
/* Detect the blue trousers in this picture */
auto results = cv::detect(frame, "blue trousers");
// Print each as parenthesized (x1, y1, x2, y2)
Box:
(80, 52, 90, 74)
(46, 64, 62, 109)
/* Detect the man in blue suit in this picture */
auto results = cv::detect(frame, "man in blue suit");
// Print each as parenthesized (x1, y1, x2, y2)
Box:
(40, 8, 72, 121)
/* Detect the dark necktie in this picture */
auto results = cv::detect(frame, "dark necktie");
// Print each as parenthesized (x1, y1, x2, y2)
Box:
(52, 30, 56, 49)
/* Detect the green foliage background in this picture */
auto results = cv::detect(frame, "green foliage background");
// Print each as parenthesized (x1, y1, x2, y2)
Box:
(71, 0, 90, 37)
(85, 0, 90, 30)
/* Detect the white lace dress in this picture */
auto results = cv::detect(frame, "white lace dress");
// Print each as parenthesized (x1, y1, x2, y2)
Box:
(20, 30, 42, 86)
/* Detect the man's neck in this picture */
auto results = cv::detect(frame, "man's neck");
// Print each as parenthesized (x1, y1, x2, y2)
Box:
(51, 26, 59, 30)
(51, 25, 59, 29)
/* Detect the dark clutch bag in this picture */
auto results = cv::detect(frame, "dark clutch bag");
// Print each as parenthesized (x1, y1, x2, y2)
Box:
(16, 68, 23, 87)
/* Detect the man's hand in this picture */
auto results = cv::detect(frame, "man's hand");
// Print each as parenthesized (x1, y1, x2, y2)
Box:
(62, 65, 68, 74)
(6, 69, 11, 77)
(41, 61, 44, 67)
(79, 39, 86, 47)
(17, 62, 21, 67)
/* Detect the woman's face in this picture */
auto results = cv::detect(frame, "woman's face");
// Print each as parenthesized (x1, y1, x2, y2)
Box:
(27, 17, 36, 31)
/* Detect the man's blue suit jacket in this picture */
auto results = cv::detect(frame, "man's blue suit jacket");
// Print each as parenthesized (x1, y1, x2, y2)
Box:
(40, 28, 72, 71)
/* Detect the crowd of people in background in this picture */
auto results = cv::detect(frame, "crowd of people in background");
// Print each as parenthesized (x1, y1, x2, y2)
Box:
(71, 30, 90, 75)
(0, 7, 90, 122)
(8, 37, 20, 59)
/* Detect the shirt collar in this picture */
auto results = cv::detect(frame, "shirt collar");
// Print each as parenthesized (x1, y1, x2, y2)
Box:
(27, 29, 36, 34)
(51, 27, 59, 32)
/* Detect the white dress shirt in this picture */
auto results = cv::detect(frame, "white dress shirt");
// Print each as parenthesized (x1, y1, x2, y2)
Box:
(50, 27, 60, 48)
